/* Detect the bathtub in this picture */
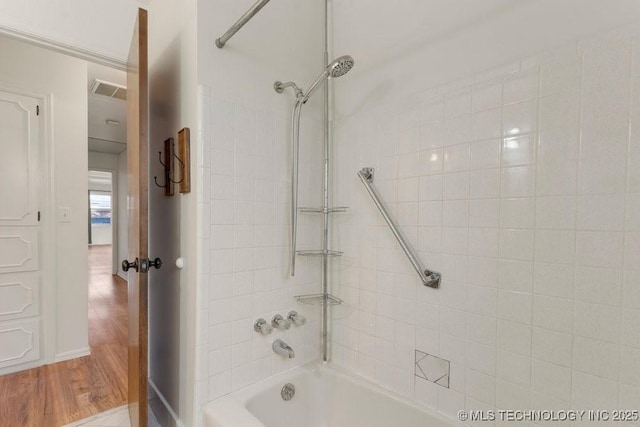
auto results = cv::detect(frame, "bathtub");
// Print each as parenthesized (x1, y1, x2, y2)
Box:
(203, 362, 454, 427)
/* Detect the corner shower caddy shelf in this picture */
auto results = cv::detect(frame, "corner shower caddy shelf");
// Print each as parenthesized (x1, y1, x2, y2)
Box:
(296, 250, 343, 257)
(294, 294, 343, 306)
(298, 206, 349, 214)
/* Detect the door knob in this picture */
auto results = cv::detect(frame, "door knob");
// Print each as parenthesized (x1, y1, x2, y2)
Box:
(149, 257, 162, 269)
(122, 258, 139, 272)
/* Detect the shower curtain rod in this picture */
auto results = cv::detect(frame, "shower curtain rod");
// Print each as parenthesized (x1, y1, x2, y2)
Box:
(358, 167, 441, 289)
(215, 0, 271, 48)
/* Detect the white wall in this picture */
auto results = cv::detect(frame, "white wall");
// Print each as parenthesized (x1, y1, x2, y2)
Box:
(330, 24, 640, 421)
(196, 0, 326, 422)
(0, 0, 144, 63)
(0, 37, 89, 360)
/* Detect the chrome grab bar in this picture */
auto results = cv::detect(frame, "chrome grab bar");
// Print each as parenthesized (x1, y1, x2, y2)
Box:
(215, 0, 271, 48)
(357, 168, 441, 288)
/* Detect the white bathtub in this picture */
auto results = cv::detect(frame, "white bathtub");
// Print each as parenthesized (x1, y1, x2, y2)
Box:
(203, 362, 454, 427)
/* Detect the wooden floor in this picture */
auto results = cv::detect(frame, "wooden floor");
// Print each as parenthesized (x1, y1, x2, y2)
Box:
(0, 245, 128, 427)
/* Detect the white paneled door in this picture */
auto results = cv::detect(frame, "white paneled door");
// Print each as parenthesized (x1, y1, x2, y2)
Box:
(0, 89, 42, 373)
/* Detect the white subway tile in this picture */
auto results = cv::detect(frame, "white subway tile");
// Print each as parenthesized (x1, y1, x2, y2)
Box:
(467, 285, 498, 317)
(531, 359, 571, 402)
(497, 350, 531, 386)
(473, 80, 503, 112)
(470, 169, 501, 199)
(621, 309, 640, 349)
(466, 341, 497, 376)
(471, 139, 501, 170)
(468, 257, 499, 287)
(573, 336, 620, 380)
(501, 166, 536, 198)
(539, 93, 580, 131)
(502, 100, 538, 137)
(444, 144, 471, 172)
(620, 346, 640, 386)
(498, 260, 533, 293)
(575, 231, 624, 268)
(468, 228, 500, 258)
(496, 379, 531, 411)
(576, 194, 625, 231)
(504, 69, 539, 105)
(535, 196, 576, 230)
(466, 368, 496, 405)
(574, 301, 621, 343)
(571, 371, 619, 409)
(472, 108, 502, 141)
(470, 199, 500, 228)
(533, 262, 574, 298)
(500, 198, 535, 229)
(533, 295, 573, 333)
(499, 229, 535, 261)
(442, 200, 469, 227)
(497, 320, 531, 356)
(420, 176, 443, 201)
(497, 290, 532, 324)
(532, 327, 572, 367)
(623, 270, 640, 310)
(540, 59, 582, 96)
(574, 266, 622, 306)
(534, 230, 576, 265)
(502, 133, 536, 167)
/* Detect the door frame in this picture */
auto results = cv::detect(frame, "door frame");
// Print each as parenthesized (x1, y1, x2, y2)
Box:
(0, 84, 56, 368)
(87, 167, 121, 276)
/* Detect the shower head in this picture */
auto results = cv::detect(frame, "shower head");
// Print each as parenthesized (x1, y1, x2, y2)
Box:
(328, 55, 355, 77)
(302, 55, 355, 102)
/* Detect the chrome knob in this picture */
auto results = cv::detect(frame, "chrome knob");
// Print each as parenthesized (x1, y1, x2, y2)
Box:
(254, 318, 273, 334)
(271, 314, 291, 330)
(287, 311, 306, 326)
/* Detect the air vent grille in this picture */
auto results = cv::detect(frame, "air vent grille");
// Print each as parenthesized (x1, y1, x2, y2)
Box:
(90, 79, 127, 100)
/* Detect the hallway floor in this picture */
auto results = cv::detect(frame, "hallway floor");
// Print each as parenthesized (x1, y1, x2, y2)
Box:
(0, 245, 128, 427)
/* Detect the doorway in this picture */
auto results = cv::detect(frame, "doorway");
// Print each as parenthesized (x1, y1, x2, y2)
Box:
(0, 35, 132, 426)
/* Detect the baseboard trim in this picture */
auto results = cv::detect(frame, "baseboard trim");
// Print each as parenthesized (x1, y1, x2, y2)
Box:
(117, 271, 128, 282)
(54, 347, 91, 363)
(148, 379, 183, 427)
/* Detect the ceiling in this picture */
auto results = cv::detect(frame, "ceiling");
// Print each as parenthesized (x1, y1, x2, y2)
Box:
(87, 62, 127, 154)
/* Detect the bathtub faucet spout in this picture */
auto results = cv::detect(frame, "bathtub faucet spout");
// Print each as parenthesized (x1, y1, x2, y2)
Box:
(272, 339, 295, 358)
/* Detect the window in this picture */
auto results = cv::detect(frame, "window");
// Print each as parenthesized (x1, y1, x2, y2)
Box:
(90, 191, 112, 225)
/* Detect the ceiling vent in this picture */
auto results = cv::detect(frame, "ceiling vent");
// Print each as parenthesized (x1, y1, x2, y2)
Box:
(90, 79, 127, 100)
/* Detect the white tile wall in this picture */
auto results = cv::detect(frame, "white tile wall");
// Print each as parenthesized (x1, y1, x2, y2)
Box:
(194, 0, 327, 421)
(197, 91, 324, 404)
(330, 27, 640, 424)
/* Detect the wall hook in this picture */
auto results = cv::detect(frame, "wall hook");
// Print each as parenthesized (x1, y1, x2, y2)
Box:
(168, 141, 185, 184)
(153, 138, 175, 196)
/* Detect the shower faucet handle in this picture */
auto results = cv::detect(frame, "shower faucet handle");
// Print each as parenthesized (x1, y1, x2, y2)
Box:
(287, 311, 306, 326)
(271, 314, 291, 330)
(254, 318, 273, 335)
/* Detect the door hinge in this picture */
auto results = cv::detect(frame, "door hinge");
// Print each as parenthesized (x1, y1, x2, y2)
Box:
(36, 105, 40, 116)
(37, 211, 41, 221)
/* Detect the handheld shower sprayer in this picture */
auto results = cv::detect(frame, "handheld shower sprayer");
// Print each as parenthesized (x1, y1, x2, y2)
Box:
(274, 55, 354, 103)
(273, 55, 354, 278)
